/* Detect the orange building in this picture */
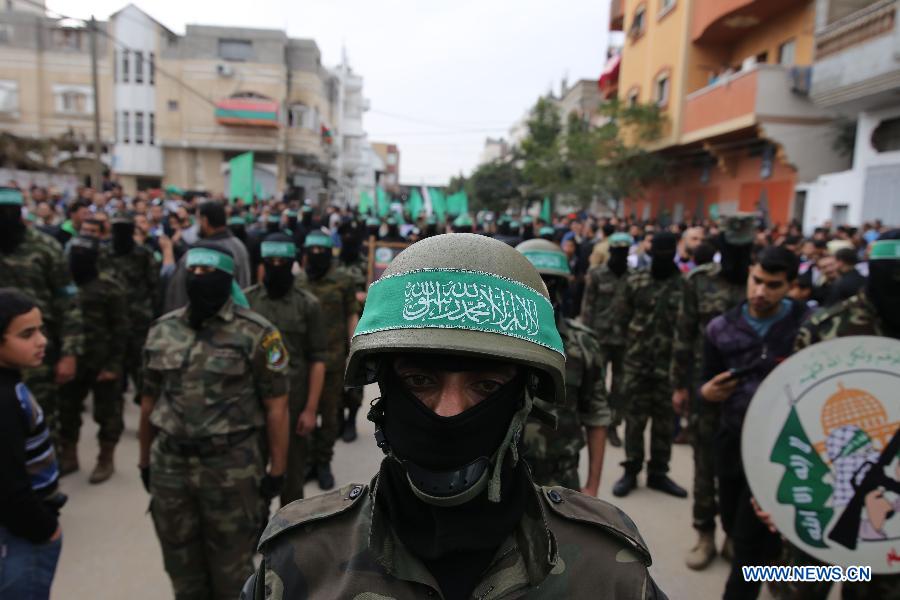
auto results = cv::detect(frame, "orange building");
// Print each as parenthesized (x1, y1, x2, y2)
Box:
(612, 0, 849, 224)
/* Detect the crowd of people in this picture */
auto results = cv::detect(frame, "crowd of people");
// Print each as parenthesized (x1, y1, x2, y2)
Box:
(0, 180, 897, 599)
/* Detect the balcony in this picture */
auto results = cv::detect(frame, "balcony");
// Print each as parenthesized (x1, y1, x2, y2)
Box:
(692, 0, 806, 43)
(811, 0, 900, 108)
(682, 64, 822, 144)
(215, 98, 279, 128)
(610, 0, 624, 31)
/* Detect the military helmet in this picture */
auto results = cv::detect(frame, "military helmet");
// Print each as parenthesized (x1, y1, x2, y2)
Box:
(609, 232, 634, 248)
(515, 238, 570, 279)
(723, 213, 756, 245)
(347, 233, 566, 402)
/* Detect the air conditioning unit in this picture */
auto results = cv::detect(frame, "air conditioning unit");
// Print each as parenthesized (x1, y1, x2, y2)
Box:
(217, 64, 235, 78)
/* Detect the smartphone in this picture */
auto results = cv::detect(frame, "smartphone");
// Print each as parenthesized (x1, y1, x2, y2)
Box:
(728, 365, 756, 381)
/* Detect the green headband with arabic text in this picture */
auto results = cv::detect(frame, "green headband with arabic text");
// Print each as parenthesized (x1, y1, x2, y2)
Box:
(870, 240, 900, 261)
(185, 248, 248, 308)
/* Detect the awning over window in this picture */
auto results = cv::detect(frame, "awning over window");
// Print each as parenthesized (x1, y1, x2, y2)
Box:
(215, 98, 279, 128)
(598, 54, 621, 92)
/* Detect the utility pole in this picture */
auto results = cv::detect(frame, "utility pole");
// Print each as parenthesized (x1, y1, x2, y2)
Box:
(89, 16, 103, 190)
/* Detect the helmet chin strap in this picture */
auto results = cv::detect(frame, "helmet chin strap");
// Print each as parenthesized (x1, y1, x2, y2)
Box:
(367, 381, 537, 507)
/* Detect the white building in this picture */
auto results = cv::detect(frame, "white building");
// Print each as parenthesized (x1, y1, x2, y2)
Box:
(802, 0, 900, 230)
(478, 137, 508, 164)
(330, 51, 376, 207)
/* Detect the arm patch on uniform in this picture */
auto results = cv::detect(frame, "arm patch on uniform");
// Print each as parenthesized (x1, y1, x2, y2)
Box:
(261, 330, 289, 372)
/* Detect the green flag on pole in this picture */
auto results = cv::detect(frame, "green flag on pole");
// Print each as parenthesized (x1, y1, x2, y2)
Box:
(447, 191, 467, 217)
(430, 188, 446, 221)
(359, 190, 374, 216)
(229, 152, 254, 204)
(540, 197, 552, 223)
(376, 186, 390, 218)
(408, 188, 424, 220)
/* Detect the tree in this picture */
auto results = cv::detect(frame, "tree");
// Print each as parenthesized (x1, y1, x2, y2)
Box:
(466, 159, 524, 213)
(519, 97, 566, 199)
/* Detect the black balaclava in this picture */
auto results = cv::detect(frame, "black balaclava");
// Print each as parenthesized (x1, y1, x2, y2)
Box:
(265, 218, 281, 235)
(386, 222, 401, 239)
(0, 205, 26, 254)
(719, 233, 753, 285)
(185, 242, 234, 329)
(301, 209, 313, 227)
(68, 236, 100, 285)
(372, 358, 530, 593)
(262, 233, 295, 299)
(286, 214, 299, 232)
(304, 247, 332, 280)
(608, 246, 629, 277)
(229, 223, 247, 245)
(650, 231, 679, 280)
(339, 222, 363, 265)
(867, 231, 900, 337)
(111, 222, 135, 256)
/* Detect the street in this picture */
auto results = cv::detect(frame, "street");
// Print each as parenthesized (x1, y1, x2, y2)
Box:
(50, 387, 760, 600)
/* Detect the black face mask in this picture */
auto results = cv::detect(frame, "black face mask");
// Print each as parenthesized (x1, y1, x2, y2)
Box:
(111, 223, 135, 256)
(867, 260, 900, 336)
(366, 225, 380, 238)
(69, 247, 99, 285)
(720, 236, 752, 285)
(301, 213, 313, 227)
(266, 221, 281, 234)
(650, 250, 679, 280)
(0, 206, 26, 254)
(186, 270, 232, 329)
(305, 252, 331, 280)
(229, 225, 247, 245)
(340, 236, 361, 264)
(263, 261, 294, 299)
(608, 247, 629, 277)
(287, 217, 298, 231)
(386, 225, 401, 238)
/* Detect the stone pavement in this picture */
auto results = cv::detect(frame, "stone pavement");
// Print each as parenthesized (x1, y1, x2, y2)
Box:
(52, 388, 788, 600)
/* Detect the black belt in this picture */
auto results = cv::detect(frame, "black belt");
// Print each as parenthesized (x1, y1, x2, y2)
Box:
(159, 429, 257, 457)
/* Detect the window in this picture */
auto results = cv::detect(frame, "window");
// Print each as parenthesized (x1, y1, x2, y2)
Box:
(630, 5, 646, 39)
(288, 103, 308, 128)
(53, 28, 83, 51)
(0, 80, 19, 113)
(53, 85, 92, 114)
(122, 49, 130, 83)
(135, 112, 144, 144)
(756, 51, 768, 64)
(872, 117, 900, 153)
(135, 51, 144, 84)
(149, 52, 155, 85)
(122, 111, 130, 143)
(659, 0, 675, 16)
(386, 154, 398, 166)
(113, 110, 118, 141)
(113, 50, 117, 82)
(167, 99, 178, 111)
(655, 73, 670, 107)
(778, 39, 796, 66)
(627, 87, 640, 107)
(218, 39, 253, 62)
(149, 113, 155, 145)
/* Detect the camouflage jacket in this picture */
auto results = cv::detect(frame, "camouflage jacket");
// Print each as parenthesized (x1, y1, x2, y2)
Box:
(108, 244, 160, 331)
(248, 479, 663, 599)
(76, 274, 128, 375)
(245, 281, 327, 406)
(580, 264, 629, 345)
(142, 299, 289, 438)
(669, 263, 745, 390)
(336, 259, 368, 293)
(524, 318, 611, 465)
(616, 269, 685, 380)
(0, 227, 83, 356)
(299, 265, 360, 370)
(794, 292, 886, 351)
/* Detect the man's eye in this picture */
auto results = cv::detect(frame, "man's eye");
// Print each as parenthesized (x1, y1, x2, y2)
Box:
(402, 374, 435, 388)
(473, 380, 503, 395)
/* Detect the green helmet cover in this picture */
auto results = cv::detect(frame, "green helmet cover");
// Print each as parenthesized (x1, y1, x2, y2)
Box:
(515, 238, 570, 278)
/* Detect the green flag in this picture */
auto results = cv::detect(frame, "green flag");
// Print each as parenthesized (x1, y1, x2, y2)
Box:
(540, 197, 552, 223)
(430, 188, 446, 221)
(255, 181, 264, 200)
(769, 405, 834, 548)
(447, 191, 468, 217)
(229, 152, 254, 204)
(408, 188, 424, 220)
(376, 186, 390, 218)
(359, 190, 374, 216)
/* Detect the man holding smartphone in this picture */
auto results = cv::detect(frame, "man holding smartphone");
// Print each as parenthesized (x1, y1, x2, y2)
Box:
(698, 246, 809, 600)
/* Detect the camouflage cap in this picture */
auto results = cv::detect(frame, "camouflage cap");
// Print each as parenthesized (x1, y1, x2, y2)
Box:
(347, 233, 566, 403)
(516, 238, 571, 279)
(723, 213, 756, 245)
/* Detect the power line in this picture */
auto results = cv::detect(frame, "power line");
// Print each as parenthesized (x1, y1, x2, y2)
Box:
(369, 109, 511, 129)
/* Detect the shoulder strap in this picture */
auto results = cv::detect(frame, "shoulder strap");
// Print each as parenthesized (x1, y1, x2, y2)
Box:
(259, 483, 368, 549)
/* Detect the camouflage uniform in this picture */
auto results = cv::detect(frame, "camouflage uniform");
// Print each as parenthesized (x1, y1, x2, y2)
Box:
(618, 269, 685, 475)
(245, 281, 326, 504)
(336, 259, 367, 418)
(0, 227, 83, 442)
(779, 292, 900, 600)
(58, 274, 128, 445)
(142, 300, 289, 600)
(524, 318, 611, 489)
(109, 242, 160, 402)
(299, 265, 360, 467)
(247, 482, 661, 600)
(581, 263, 629, 426)
(670, 262, 744, 532)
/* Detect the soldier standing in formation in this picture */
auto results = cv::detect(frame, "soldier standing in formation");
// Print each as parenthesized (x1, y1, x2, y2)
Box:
(335, 218, 368, 442)
(670, 214, 754, 569)
(613, 231, 688, 499)
(580, 232, 633, 447)
(57, 235, 128, 483)
(108, 212, 160, 405)
(517, 238, 610, 496)
(299, 231, 359, 490)
(0, 187, 82, 447)
(243, 233, 663, 599)
(138, 243, 290, 600)
(245, 233, 326, 505)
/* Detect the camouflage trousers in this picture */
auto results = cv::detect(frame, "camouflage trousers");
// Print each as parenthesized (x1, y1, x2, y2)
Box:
(621, 375, 673, 475)
(600, 344, 626, 427)
(122, 327, 149, 404)
(524, 453, 580, 491)
(150, 433, 265, 600)
(58, 368, 123, 444)
(311, 367, 343, 465)
(281, 383, 310, 506)
(692, 399, 721, 532)
(342, 386, 363, 413)
(770, 544, 900, 600)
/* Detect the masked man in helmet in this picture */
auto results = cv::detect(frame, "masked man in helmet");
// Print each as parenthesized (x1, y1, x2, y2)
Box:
(244, 233, 663, 600)
(517, 238, 610, 496)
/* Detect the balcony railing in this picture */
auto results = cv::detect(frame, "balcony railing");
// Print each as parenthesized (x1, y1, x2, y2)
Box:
(816, 0, 897, 59)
